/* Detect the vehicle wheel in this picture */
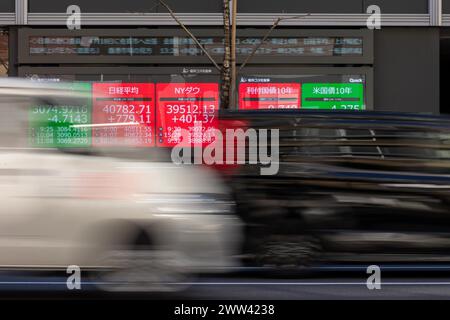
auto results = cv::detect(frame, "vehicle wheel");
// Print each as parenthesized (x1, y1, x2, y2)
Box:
(253, 235, 322, 274)
(91, 231, 191, 292)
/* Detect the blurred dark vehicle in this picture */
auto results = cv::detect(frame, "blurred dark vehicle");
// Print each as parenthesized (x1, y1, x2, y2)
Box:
(220, 110, 450, 269)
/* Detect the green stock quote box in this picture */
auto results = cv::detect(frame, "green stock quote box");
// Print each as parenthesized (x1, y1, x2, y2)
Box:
(301, 83, 365, 110)
(28, 82, 92, 148)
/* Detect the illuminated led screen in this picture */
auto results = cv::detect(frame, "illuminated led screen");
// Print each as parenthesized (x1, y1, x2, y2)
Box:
(28, 82, 92, 148)
(92, 83, 155, 147)
(29, 36, 363, 57)
(156, 83, 219, 147)
(29, 82, 219, 148)
(238, 75, 366, 111)
(29, 76, 367, 148)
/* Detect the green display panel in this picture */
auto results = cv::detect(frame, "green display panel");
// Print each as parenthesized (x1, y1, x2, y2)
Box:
(301, 83, 365, 110)
(28, 82, 92, 148)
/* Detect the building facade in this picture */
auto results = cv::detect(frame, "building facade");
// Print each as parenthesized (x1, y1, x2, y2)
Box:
(0, 0, 446, 114)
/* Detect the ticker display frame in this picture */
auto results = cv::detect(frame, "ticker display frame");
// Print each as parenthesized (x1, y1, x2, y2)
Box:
(237, 67, 374, 111)
(18, 66, 374, 111)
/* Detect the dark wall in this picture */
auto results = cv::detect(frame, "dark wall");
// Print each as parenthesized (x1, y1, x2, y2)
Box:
(0, 0, 14, 12)
(440, 28, 450, 114)
(373, 28, 440, 114)
(27, 0, 429, 14)
(28, 0, 222, 13)
(239, 0, 428, 13)
(444, 0, 450, 13)
(238, 0, 363, 13)
(363, 0, 428, 13)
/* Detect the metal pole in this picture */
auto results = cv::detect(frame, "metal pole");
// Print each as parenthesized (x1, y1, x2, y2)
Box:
(429, 0, 442, 26)
(15, 0, 28, 25)
(230, 0, 237, 109)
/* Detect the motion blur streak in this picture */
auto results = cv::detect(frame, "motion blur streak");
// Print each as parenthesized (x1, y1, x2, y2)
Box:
(0, 79, 243, 292)
(220, 110, 450, 269)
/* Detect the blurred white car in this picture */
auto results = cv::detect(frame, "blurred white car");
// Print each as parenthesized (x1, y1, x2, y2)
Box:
(0, 79, 242, 291)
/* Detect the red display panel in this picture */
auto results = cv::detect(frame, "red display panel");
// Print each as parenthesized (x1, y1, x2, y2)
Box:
(239, 83, 301, 110)
(92, 83, 155, 147)
(156, 83, 219, 147)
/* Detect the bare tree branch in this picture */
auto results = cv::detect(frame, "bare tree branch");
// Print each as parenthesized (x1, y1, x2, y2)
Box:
(239, 14, 311, 71)
(157, 0, 221, 71)
(229, 0, 237, 109)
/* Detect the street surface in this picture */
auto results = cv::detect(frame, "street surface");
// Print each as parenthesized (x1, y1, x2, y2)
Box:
(2, 266, 450, 299)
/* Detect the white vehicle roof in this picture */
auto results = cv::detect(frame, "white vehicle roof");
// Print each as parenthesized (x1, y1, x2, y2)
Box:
(0, 78, 90, 99)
